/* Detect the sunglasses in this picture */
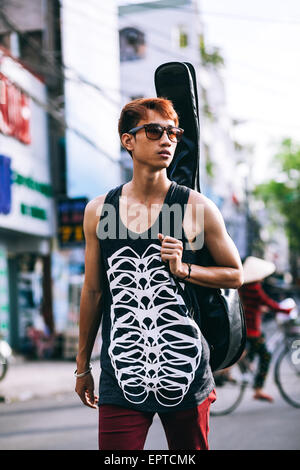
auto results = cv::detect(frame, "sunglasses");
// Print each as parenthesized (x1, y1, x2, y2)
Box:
(128, 123, 184, 143)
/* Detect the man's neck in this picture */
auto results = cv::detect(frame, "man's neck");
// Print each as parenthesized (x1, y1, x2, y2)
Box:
(127, 172, 171, 204)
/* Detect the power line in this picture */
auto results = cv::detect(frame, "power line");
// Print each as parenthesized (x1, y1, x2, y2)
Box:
(200, 9, 300, 25)
(119, 1, 300, 25)
(2, 2, 299, 134)
(0, 6, 123, 107)
(4, 1, 299, 102)
(1, 65, 122, 165)
(235, 116, 300, 131)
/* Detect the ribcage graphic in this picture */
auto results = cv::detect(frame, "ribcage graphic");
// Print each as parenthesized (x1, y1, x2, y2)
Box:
(107, 244, 202, 407)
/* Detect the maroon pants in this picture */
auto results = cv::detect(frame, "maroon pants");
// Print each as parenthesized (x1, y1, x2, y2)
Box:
(98, 389, 216, 450)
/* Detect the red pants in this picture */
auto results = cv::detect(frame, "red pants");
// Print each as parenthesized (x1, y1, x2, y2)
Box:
(98, 389, 216, 450)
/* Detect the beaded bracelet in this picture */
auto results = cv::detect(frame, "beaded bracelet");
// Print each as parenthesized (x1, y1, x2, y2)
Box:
(180, 263, 192, 280)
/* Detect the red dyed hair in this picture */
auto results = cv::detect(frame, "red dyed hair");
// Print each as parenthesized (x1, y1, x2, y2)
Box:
(118, 97, 179, 139)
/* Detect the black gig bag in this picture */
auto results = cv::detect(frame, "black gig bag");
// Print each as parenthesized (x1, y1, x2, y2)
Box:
(154, 61, 246, 371)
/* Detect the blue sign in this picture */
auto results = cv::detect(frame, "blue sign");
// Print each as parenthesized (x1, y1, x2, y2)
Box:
(0, 155, 12, 215)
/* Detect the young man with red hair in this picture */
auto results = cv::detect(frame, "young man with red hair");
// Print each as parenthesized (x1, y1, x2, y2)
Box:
(75, 98, 243, 450)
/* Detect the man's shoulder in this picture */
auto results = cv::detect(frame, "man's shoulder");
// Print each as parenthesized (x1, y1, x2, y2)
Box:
(84, 194, 109, 229)
(183, 187, 218, 212)
(181, 187, 226, 234)
(85, 182, 123, 220)
(86, 194, 107, 212)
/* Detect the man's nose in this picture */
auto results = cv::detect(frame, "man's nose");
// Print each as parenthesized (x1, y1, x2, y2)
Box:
(160, 129, 172, 144)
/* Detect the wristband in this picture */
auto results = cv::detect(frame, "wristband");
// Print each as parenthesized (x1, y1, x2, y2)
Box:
(74, 364, 92, 378)
(180, 263, 191, 280)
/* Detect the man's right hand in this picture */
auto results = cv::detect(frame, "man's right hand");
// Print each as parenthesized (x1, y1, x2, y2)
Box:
(75, 372, 99, 409)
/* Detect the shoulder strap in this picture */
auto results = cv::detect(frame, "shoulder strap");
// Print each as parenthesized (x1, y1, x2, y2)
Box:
(162, 183, 190, 239)
(172, 183, 190, 209)
(98, 183, 123, 225)
(103, 184, 123, 205)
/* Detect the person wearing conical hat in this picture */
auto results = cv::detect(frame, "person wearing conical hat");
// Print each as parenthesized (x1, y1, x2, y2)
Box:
(239, 257, 292, 402)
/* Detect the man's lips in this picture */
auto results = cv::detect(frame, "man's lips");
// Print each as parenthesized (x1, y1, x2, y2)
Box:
(158, 150, 171, 157)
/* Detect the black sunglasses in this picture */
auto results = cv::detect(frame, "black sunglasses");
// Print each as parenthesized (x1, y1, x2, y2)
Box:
(128, 123, 184, 143)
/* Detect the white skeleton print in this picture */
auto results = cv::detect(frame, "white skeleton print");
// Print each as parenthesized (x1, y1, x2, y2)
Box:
(107, 244, 202, 407)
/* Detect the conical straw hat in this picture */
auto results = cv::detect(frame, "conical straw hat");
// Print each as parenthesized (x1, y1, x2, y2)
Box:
(242, 256, 276, 284)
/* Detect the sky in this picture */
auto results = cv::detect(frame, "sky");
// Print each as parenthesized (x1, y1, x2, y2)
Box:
(200, 0, 300, 182)
(118, 0, 300, 183)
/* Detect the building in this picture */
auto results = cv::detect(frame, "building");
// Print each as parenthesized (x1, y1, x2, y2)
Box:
(0, 0, 122, 357)
(53, 1, 122, 356)
(0, 46, 55, 351)
(61, 0, 122, 200)
(119, 0, 205, 181)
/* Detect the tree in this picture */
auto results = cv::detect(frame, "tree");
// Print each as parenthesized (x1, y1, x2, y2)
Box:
(254, 138, 300, 281)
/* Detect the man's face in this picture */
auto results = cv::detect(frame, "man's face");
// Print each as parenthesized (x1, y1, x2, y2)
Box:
(123, 109, 178, 168)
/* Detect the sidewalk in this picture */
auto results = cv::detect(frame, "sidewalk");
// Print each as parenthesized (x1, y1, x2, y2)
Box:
(0, 355, 100, 403)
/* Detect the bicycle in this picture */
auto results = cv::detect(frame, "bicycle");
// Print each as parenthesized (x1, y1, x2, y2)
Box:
(210, 298, 300, 416)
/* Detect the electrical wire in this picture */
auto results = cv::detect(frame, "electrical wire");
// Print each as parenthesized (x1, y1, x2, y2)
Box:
(3, 1, 299, 100)
(118, 1, 300, 25)
(0, 63, 122, 165)
(0, 6, 123, 107)
(1, 2, 299, 133)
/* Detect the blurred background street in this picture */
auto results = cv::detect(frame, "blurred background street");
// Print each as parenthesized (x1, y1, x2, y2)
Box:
(0, 0, 300, 451)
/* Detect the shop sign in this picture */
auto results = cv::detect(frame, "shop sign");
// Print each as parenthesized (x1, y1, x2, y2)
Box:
(13, 170, 52, 197)
(57, 197, 88, 248)
(0, 154, 12, 215)
(20, 203, 47, 220)
(0, 246, 9, 341)
(0, 73, 31, 145)
(0, 153, 54, 235)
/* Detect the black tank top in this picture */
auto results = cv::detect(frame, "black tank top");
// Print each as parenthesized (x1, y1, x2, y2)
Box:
(97, 181, 214, 412)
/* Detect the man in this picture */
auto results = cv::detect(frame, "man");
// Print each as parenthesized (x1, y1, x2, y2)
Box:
(239, 256, 292, 402)
(75, 98, 243, 450)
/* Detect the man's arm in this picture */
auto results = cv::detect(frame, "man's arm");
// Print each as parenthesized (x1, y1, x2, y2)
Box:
(159, 191, 243, 289)
(75, 195, 106, 408)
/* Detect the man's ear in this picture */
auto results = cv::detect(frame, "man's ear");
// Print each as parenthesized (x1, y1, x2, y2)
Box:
(121, 133, 134, 153)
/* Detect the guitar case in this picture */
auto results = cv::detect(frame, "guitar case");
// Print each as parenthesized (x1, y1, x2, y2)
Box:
(154, 62, 200, 192)
(154, 62, 246, 371)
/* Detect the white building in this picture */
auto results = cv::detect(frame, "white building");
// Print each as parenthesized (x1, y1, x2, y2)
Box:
(61, 0, 122, 200)
(119, 0, 204, 179)
(0, 47, 55, 347)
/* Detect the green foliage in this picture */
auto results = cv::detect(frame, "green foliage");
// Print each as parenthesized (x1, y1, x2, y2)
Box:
(202, 103, 215, 121)
(254, 138, 300, 258)
(199, 36, 224, 68)
(205, 158, 214, 178)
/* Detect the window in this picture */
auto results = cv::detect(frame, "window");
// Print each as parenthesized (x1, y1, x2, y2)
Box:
(176, 26, 188, 48)
(18, 30, 43, 70)
(0, 33, 11, 50)
(179, 29, 188, 48)
(119, 27, 146, 62)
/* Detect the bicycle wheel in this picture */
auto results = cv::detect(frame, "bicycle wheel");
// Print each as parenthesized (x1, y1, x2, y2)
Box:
(274, 341, 300, 408)
(210, 363, 247, 416)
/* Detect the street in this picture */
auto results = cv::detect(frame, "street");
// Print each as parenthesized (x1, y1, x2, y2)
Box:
(1, 317, 299, 451)
(0, 377, 299, 450)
